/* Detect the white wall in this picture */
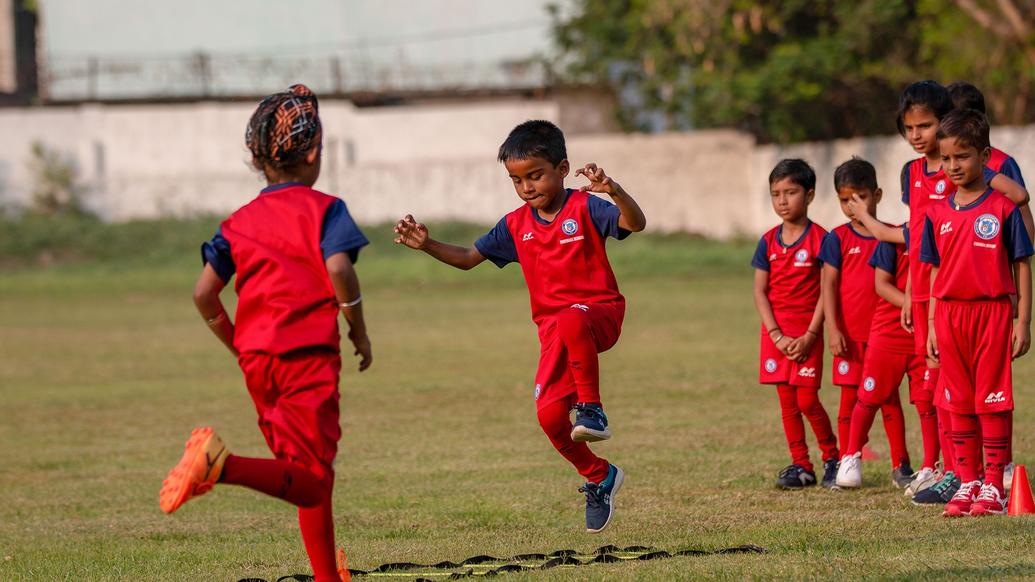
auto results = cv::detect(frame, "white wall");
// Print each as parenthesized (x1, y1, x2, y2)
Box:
(2, 99, 1033, 239)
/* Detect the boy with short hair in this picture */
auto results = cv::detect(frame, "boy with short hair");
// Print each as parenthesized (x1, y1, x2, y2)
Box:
(394, 120, 646, 533)
(920, 108, 1033, 516)
(752, 159, 839, 489)
(819, 158, 913, 488)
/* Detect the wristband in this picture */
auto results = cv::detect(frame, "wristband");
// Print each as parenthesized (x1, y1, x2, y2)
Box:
(206, 312, 227, 326)
(340, 295, 363, 308)
(805, 329, 818, 337)
(773, 334, 785, 344)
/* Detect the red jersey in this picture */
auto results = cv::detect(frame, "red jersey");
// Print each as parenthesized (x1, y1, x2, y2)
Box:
(867, 227, 914, 354)
(751, 221, 827, 335)
(220, 185, 341, 354)
(818, 223, 880, 342)
(919, 189, 1033, 301)
(474, 189, 627, 326)
(902, 158, 955, 303)
(988, 147, 1025, 186)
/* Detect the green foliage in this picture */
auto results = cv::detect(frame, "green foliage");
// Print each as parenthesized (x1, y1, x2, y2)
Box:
(26, 141, 89, 216)
(552, 0, 1035, 142)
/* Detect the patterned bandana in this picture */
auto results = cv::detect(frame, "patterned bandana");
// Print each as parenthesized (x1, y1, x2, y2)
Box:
(246, 84, 322, 168)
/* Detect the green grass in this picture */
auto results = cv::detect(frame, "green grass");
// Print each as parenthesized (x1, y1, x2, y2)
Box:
(1, 220, 1034, 581)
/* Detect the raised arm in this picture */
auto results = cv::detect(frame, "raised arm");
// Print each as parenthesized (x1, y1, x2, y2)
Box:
(326, 252, 372, 371)
(990, 173, 1034, 240)
(846, 194, 905, 244)
(394, 214, 487, 270)
(193, 264, 237, 357)
(576, 163, 646, 232)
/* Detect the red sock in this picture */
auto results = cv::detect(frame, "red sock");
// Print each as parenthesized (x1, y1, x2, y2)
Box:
(846, 400, 879, 456)
(979, 411, 1012, 492)
(776, 384, 811, 470)
(555, 309, 601, 405)
(299, 495, 339, 582)
(914, 398, 940, 469)
(880, 388, 909, 469)
(220, 455, 327, 507)
(537, 396, 609, 483)
(950, 413, 981, 483)
(837, 386, 858, 457)
(936, 405, 956, 473)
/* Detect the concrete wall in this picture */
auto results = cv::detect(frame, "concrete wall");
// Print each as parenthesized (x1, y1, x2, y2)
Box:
(2, 99, 1033, 239)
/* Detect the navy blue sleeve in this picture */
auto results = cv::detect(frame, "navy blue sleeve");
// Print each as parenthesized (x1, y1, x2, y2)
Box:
(900, 162, 911, 205)
(321, 199, 369, 264)
(999, 157, 1026, 188)
(751, 236, 769, 271)
(869, 242, 897, 273)
(902, 224, 910, 252)
(1003, 207, 1034, 262)
(983, 167, 998, 185)
(919, 217, 940, 266)
(586, 194, 631, 240)
(201, 228, 235, 283)
(817, 231, 842, 269)
(474, 218, 518, 268)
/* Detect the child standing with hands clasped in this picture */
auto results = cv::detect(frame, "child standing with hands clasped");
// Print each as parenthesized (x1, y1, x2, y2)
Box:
(752, 159, 839, 489)
(920, 109, 1033, 516)
(394, 120, 645, 533)
(159, 85, 370, 581)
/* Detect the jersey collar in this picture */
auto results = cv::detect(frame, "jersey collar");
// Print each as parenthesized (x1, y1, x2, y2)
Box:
(530, 189, 573, 225)
(260, 181, 306, 194)
(948, 187, 993, 211)
(775, 220, 812, 249)
(845, 222, 876, 240)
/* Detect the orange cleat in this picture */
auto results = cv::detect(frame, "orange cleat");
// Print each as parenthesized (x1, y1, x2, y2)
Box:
(337, 549, 351, 581)
(159, 427, 229, 514)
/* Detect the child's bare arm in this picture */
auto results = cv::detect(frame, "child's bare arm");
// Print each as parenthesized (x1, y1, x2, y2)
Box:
(901, 272, 913, 333)
(575, 163, 646, 232)
(989, 174, 1034, 239)
(875, 268, 905, 308)
(753, 269, 792, 354)
(326, 252, 372, 372)
(193, 264, 237, 357)
(394, 215, 487, 270)
(821, 264, 847, 357)
(846, 194, 905, 243)
(789, 289, 824, 362)
(1013, 258, 1032, 359)
(927, 267, 939, 363)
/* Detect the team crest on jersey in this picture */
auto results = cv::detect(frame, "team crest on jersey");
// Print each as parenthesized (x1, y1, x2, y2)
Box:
(863, 377, 876, 392)
(534, 383, 541, 400)
(837, 361, 850, 376)
(794, 249, 809, 262)
(561, 218, 579, 236)
(764, 358, 778, 373)
(935, 179, 947, 194)
(974, 214, 1001, 240)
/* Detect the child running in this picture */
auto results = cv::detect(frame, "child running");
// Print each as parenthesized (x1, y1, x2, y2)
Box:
(159, 85, 371, 581)
(919, 108, 1033, 516)
(393, 120, 645, 533)
(752, 159, 839, 489)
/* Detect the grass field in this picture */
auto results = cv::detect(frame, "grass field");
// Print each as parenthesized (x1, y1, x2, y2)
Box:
(2, 220, 1035, 581)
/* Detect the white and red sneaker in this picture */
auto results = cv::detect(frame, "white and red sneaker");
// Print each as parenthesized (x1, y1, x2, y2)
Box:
(942, 480, 981, 517)
(969, 483, 1008, 516)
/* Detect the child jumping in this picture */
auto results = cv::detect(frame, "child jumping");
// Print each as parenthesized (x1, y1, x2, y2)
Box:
(393, 120, 645, 533)
(159, 85, 371, 581)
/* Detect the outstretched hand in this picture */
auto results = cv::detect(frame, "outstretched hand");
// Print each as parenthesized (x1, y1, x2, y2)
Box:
(575, 163, 620, 196)
(846, 194, 870, 221)
(394, 215, 429, 250)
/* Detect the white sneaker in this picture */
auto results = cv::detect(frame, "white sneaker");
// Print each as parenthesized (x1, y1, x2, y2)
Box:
(835, 453, 862, 488)
(905, 466, 941, 497)
(1005, 463, 1015, 492)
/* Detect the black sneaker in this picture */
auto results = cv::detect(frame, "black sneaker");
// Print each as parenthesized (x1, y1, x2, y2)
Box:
(891, 462, 915, 488)
(820, 459, 840, 489)
(775, 464, 817, 489)
(912, 471, 961, 505)
(571, 403, 612, 442)
(579, 464, 624, 533)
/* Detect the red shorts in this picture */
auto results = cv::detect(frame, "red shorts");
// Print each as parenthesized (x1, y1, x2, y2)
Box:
(934, 299, 1014, 415)
(534, 302, 624, 411)
(831, 339, 866, 387)
(858, 343, 927, 405)
(238, 348, 342, 485)
(759, 330, 823, 387)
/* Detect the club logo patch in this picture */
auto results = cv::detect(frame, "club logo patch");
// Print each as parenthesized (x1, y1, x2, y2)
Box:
(974, 214, 1001, 240)
(837, 361, 850, 376)
(561, 218, 579, 236)
(764, 358, 778, 373)
(935, 179, 947, 194)
(794, 249, 809, 262)
(863, 377, 876, 392)
(534, 383, 541, 400)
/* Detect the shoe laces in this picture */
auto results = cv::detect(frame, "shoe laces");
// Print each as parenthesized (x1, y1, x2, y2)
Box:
(575, 403, 606, 422)
(950, 481, 981, 502)
(975, 483, 1003, 503)
(579, 482, 604, 506)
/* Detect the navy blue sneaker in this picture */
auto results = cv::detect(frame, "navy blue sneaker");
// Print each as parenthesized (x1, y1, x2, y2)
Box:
(775, 464, 817, 489)
(571, 403, 612, 442)
(579, 464, 624, 533)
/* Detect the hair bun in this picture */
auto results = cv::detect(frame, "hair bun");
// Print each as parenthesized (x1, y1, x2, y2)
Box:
(289, 84, 316, 98)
